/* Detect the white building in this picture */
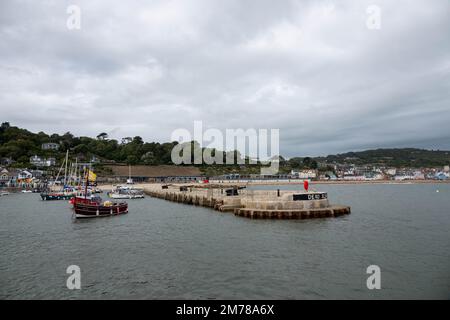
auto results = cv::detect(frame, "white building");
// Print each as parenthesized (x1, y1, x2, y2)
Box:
(343, 175, 365, 181)
(0, 168, 10, 182)
(41, 142, 60, 150)
(18, 170, 33, 180)
(413, 171, 425, 180)
(30, 155, 56, 167)
(394, 175, 414, 181)
(364, 173, 384, 180)
(385, 168, 397, 176)
(291, 170, 317, 179)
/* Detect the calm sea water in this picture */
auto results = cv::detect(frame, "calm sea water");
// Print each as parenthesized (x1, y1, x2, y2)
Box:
(0, 184, 449, 299)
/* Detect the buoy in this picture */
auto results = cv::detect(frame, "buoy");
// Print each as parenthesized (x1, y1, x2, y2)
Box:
(436, 190, 440, 193)
(304, 180, 309, 191)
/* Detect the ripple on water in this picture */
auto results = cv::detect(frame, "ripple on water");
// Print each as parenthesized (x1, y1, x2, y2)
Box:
(1, 185, 450, 299)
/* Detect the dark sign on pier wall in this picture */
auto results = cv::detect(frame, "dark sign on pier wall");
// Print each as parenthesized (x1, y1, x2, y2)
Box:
(293, 193, 328, 201)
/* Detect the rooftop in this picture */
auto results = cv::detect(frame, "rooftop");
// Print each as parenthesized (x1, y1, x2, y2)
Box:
(105, 165, 202, 177)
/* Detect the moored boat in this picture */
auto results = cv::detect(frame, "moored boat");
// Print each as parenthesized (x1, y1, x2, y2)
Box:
(74, 201, 128, 219)
(108, 192, 144, 199)
(108, 185, 145, 199)
(41, 192, 75, 200)
(72, 169, 128, 218)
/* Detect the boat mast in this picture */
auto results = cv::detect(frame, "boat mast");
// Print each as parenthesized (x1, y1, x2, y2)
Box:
(63, 150, 69, 186)
(81, 167, 85, 191)
(84, 168, 88, 199)
(74, 157, 78, 186)
(54, 154, 66, 188)
(67, 161, 72, 185)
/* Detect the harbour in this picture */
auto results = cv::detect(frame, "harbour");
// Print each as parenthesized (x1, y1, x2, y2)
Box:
(1, 183, 449, 299)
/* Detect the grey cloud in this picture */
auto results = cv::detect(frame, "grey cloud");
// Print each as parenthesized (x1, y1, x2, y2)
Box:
(0, 0, 449, 157)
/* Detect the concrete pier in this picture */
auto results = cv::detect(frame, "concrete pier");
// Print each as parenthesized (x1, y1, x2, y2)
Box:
(142, 184, 351, 220)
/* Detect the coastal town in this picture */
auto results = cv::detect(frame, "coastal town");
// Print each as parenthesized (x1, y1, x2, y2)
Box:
(1, 142, 449, 191)
(2, 123, 449, 191)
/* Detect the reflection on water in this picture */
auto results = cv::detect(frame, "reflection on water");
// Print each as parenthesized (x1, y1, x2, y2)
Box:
(0, 183, 449, 299)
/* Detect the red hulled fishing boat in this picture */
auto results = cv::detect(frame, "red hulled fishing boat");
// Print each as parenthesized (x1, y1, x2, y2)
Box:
(73, 170, 128, 219)
(74, 201, 128, 218)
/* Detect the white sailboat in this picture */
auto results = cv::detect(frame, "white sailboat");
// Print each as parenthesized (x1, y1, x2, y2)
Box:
(108, 184, 144, 199)
(40, 150, 76, 200)
(126, 164, 134, 184)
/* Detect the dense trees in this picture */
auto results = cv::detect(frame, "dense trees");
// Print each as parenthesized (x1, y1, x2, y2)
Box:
(0, 123, 181, 167)
(1, 123, 448, 170)
(0, 123, 247, 169)
(0, 123, 45, 165)
(317, 148, 450, 167)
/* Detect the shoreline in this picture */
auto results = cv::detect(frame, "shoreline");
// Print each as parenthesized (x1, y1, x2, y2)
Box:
(2, 179, 447, 194)
(94, 179, 450, 191)
(312, 180, 450, 185)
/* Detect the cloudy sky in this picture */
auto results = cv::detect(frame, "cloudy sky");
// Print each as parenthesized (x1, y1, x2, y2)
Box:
(1, 0, 449, 157)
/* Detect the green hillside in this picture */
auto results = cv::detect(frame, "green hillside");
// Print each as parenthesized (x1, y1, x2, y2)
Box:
(1, 122, 449, 170)
(317, 148, 450, 167)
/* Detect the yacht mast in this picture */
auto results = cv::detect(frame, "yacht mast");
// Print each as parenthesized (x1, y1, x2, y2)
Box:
(54, 154, 66, 187)
(74, 157, 78, 186)
(63, 150, 69, 186)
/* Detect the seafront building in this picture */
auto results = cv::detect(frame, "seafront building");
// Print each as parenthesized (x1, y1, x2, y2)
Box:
(291, 169, 317, 179)
(0, 167, 46, 188)
(41, 142, 60, 150)
(100, 165, 203, 183)
(29, 155, 56, 167)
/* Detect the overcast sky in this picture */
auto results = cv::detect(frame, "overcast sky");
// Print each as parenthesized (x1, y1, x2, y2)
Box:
(1, 0, 449, 157)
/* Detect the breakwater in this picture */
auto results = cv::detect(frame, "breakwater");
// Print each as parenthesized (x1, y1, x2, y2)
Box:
(143, 184, 350, 219)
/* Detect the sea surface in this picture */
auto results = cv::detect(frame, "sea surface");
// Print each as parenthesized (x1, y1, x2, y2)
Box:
(0, 183, 449, 299)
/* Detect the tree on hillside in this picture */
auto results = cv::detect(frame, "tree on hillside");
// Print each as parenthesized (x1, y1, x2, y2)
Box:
(97, 132, 108, 140)
(132, 136, 144, 145)
(303, 157, 318, 169)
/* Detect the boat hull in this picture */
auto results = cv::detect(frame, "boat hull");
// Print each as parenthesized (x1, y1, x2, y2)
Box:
(41, 193, 74, 200)
(74, 202, 128, 219)
(108, 193, 144, 199)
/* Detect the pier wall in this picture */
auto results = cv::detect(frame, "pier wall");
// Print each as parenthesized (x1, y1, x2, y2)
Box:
(142, 184, 350, 220)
